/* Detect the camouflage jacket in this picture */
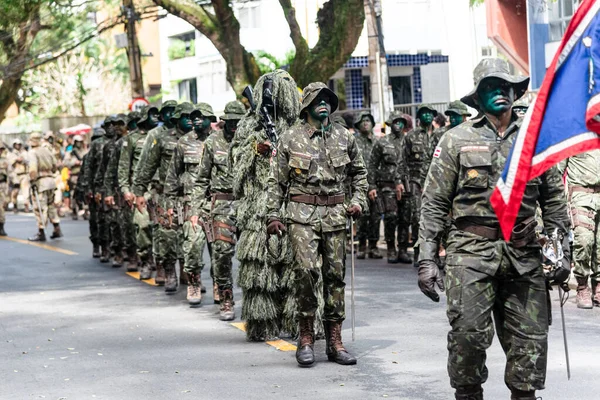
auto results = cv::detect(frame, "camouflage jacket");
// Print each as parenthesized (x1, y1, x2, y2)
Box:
(404, 125, 434, 186)
(82, 136, 106, 194)
(118, 128, 149, 195)
(132, 126, 185, 197)
(93, 136, 117, 196)
(165, 130, 210, 208)
(558, 149, 600, 190)
(191, 130, 234, 215)
(63, 147, 87, 177)
(420, 126, 449, 185)
(367, 131, 406, 191)
(8, 149, 28, 176)
(355, 132, 376, 184)
(0, 154, 8, 183)
(266, 121, 368, 232)
(28, 145, 57, 192)
(419, 114, 570, 275)
(103, 136, 126, 197)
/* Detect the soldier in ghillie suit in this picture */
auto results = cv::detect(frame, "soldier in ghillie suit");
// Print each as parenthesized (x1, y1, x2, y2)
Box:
(418, 58, 571, 400)
(165, 103, 216, 305)
(368, 112, 408, 263)
(266, 82, 367, 367)
(231, 69, 301, 341)
(189, 100, 245, 319)
(120, 106, 160, 279)
(354, 112, 382, 259)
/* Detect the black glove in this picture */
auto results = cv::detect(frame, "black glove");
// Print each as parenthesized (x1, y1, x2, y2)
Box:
(346, 204, 362, 218)
(548, 233, 571, 286)
(418, 260, 445, 302)
(267, 220, 287, 237)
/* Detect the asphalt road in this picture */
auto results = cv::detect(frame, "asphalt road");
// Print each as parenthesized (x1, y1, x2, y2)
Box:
(1, 214, 599, 400)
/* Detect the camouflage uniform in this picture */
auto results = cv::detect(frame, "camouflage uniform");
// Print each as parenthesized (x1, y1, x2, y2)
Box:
(368, 112, 408, 262)
(354, 112, 381, 258)
(28, 133, 60, 240)
(81, 127, 105, 255)
(559, 151, 600, 307)
(119, 107, 158, 274)
(0, 144, 8, 234)
(419, 59, 570, 398)
(7, 141, 30, 212)
(191, 101, 244, 314)
(133, 102, 188, 292)
(165, 103, 216, 302)
(63, 136, 87, 219)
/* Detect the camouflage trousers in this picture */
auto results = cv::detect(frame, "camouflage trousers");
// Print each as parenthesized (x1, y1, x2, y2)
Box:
(407, 183, 422, 245)
(445, 263, 548, 392)
(108, 205, 135, 255)
(290, 224, 346, 321)
(11, 173, 30, 207)
(154, 195, 183, 263)
(378, 187, 400, 248)
(356, 198, 380, 243)
(88, 200, 99, 245)
(570, 191, 600, 282)
(32, 189, 59, 229)
(210, 198, 237, 290)
(97, 203, 110, 248)
(134, 207, 154, 262)
(0, 182, 6, 223)
(397, 194, 412, 250)
(182, 220, 206, 275)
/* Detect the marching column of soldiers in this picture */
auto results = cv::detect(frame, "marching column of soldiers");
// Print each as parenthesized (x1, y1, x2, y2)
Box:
(3, 57, 593, 399)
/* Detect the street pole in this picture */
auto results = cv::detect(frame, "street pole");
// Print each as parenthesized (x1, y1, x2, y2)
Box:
(365, 0, 391, 125)
(123, 0, 144, 99)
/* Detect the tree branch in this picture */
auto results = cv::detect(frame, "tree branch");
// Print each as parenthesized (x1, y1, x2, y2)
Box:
(152, 0, 219, 41)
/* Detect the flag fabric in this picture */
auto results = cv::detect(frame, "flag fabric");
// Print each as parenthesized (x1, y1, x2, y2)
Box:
(491, 0, 600, 240)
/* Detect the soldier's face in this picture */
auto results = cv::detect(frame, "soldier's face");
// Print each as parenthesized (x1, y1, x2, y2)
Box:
(148, 110, 160, 127)
(14, 144, 21, 151)
(128, 120, 137, 131)
(476, 78, 515, 116)
(178, 115, 193, 132)
(114, 121, 127, 136)
(225, 119, 239, 135)
(392, 119, 404, 134)
(161, 107, 175, 124)
(359, 117, 373, 133)
(74, 141, 82, 148)
(418, 111, 434, 125)
(308, 98, 331, 122)
(513, 106, 527, 117)
(448, 112, 465, 128)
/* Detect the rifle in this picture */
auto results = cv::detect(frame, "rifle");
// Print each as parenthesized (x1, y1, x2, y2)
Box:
(242, 85, 278, 145)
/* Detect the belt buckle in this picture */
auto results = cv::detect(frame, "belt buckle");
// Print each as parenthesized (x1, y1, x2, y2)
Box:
(315, 196, 326, 206)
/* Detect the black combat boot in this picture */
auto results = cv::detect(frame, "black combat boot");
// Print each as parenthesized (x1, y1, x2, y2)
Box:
(296, 316, 315, 367)
(100, 246, 110, 263)
(28, 229, 46, 242)
(325, 321, 356, 365)
(92, 244, 101, 258)
(368, 240, 383, 259)
(50, 223, 63, 239)
(510, 389, 537, 400)
(164, 261, 178, 293)
(396, 247, 412, 264)
(454, 385, 483, 400)
(386, 243, 399, 263)
(0, 223, 6, 236)
(154, 261, 165, 286)
(412, 246, 420, 268)
(357, 240, 367, 259)
(593, 280, 600, 307)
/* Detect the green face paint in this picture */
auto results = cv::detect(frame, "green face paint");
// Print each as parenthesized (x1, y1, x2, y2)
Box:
(177, 115, 193, 133)
(148, 110, 160, 128)
(161, 107, 175, 127)
(418, 111, 434, 126)
(476, 77, 515, 116)
(225, 119, 239, 136)
(128, 120, 138, 131)
(392, 119, 404, 134)
(447, 112, 465, 128)
(359, 116, 373, 133)
(308, 99, 331, 122)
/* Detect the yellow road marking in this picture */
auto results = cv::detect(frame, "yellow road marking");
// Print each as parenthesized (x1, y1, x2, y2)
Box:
(125, 271, 158, 286)
(230, 322, 296, 352)
(0, 236, 77, 255)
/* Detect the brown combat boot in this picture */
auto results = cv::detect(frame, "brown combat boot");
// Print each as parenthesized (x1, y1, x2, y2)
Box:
(296, 316, 315, 367)
(576, 277, 593, 309)
(28, 229, 46, 242)
(325, 321, 356, 365)
(356, 241, 367, 259)
(50, 223, 63, 239)
(592, 280, 600, 307)
(510, 389, 537, 400)
(386, 243, 399, 264)
(0, 223, 6, 236)
(213, 282, 220, 304)
(139, 260, 152, 280)
(454, 385, 483, 400)
(368, 240, 383, 259)
(164, 261, 177, 293)
(92, 244, 101, 258)
(187, 273, 202, 305)
(155, 261, 166, 286)
(219, 288, 235, 321)
(100, 246, 110, 263)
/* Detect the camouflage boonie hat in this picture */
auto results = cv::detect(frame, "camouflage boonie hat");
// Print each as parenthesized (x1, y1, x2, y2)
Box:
(92, 128, 105, 139)
(127, 111, 141, 123)
(444, 100, 471, 116)
(102, 116, 113, 127)
(354, 112, 376, 128)
(331, 114, 348, 129)
(220, 100, 246, 121)
(44, 131, 55, 140)
(29, 132, 43, 145)
(13, 138, 23, 146)
(172, 102, 194, 119)
(385, 112, 408, 127)
(161, 100, 178, 112)
(138, 105, 159, 124)
(461, 58, 529, 110)
(416, 104, 438, 117)
(112, 113, 128, 124)
(512, 97, 530, 110)
(192, 102, 217, 122)
(300, 82, 339, 117)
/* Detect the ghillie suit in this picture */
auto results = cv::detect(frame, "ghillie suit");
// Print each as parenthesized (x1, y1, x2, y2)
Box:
(231, 70, 324, 341)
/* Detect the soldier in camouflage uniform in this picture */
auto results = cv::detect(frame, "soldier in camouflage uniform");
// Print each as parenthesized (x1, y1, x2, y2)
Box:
(266, 82, 367, 367)
(120, 106, 161, 279)
(418, 58, 571, 400)
(27, 132, 62, 242)
(103, 114, 133, 269)
(403, 104, 437, 266)
(134, 102, 190, 294)
(64, 135, 87, 220)
(165, 103, 216, 305)
(559, 152, 600, 308)
(368, 112, 408, 263)
(512, 97, 530, 118)
(81, 127, 106, 257)
(0, 142, 8, 236)
(8, 139, 30, 213)
(354, 112, 382, 259)
(190, 100, 244, 319)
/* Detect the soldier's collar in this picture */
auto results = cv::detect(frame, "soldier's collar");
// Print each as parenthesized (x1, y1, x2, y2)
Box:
(305, 121, 330, 138)
(473, 111, 521, 135)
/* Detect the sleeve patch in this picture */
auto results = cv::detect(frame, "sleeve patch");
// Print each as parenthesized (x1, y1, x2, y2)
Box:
(433, 146, 442, 158)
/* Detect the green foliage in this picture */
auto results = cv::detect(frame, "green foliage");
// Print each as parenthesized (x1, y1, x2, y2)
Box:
(469, 0, 484, 6)
(168, 38, 195, 60)
(254, 50, 296, 75)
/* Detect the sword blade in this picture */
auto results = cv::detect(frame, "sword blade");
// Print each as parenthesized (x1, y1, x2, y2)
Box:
(350, 216, 356, 342)
(558, 286, 571, 380)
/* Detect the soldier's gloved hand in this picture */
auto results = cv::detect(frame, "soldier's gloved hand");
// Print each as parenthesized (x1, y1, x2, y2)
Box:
(104, 196, 115, 206)
(256, 141, 272, 156)
(395, 184, 404, 201)
(368, 189, 377, 201)
(418, 260, 445, 302)
(346, 204, 362, 218)
(267, 220, 286, 237)
(135, 196, 146, 213)
(124, 192, 135, 207)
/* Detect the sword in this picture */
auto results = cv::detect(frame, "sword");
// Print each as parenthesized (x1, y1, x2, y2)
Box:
(32, 186, 46, 227)
(550, 229, 571, 380)
(350, 215, 356, 342)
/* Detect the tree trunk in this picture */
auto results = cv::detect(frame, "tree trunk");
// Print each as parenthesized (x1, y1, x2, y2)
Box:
(0, 76, 24, 125)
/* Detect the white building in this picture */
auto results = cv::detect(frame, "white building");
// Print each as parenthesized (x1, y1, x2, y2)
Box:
(158, 0, 494, 115)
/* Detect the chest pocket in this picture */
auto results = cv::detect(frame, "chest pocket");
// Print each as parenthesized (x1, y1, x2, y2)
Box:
(410, 142, 426, 161)
(184, 153, 201, 165)
(460, 151, 492, 189)
(289, 154, 311, 183)
(382, 146, 397, 165)
(214, 151, 228, 166)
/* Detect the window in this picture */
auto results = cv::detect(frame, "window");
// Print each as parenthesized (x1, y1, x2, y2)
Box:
(168, 32, 196, 60)
(390, 76, 412, 105)
(237, 3, 261, 29)
(481, 46, 496, 58)
(548, 0, 581, 41)
(178, 78, 198, 104)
